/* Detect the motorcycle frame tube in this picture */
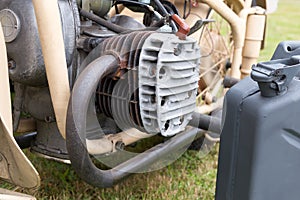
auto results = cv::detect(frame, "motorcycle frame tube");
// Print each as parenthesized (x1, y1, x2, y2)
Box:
(32, 0, 70, 138)
(241, 11, 266, 78)
(225, 0, 244, 13)
(200, 0, 245, 79)
(199, 0, 266, 79)
(0, 24, 12, 135)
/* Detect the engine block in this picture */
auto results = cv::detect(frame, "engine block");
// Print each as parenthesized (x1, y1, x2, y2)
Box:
(96, 32, 200, 136)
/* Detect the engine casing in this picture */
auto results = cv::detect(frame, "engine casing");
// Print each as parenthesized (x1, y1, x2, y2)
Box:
(0, 0, 77, 86)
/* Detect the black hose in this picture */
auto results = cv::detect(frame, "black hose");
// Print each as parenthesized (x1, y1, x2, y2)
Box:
(80, 9, 161, 34)
(80, 10, 130, 33)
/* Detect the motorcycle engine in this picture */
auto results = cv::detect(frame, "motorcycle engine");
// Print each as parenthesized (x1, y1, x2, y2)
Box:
(94, 32, 200, 136)
(0, 0, 200, 141)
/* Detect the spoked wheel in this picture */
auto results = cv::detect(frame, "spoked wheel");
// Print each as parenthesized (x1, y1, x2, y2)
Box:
(188, 11, 233, 150)
(196, 11, 233, 113)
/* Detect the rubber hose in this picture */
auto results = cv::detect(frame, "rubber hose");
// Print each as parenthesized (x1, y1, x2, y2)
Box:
(80, 9, 129, 33)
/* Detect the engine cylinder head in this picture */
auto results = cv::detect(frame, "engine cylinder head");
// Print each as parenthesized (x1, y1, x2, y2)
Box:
(96, 31, 200, 136)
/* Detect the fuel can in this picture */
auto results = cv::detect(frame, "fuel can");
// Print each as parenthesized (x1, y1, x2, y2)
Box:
(216, 41, 300, 200)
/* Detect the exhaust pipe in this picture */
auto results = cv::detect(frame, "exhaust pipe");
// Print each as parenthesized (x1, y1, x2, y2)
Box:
(189, 112, 222, 134)
(66, 54, 202, 187)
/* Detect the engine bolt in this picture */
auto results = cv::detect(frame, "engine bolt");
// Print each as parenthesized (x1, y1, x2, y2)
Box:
(8, 60, 16, 70)
(174, 47, 181, 56)
(115, 141, 125, 150)
(174, 44, 183, 56)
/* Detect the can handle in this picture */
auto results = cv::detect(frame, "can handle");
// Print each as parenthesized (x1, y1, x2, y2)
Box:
(251, 56, 300, 97)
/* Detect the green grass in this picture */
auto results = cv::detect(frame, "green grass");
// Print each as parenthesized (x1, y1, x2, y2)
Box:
(2, 149, 218, 200)
(1, 0, 300, 199)
(259, 0, 300, 61)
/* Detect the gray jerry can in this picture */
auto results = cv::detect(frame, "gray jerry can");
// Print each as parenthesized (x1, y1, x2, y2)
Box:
(216, 41, 300, 200)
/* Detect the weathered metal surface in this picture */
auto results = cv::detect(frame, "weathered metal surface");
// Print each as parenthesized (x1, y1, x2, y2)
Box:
(139, 33, 200, 136)
(0, 23, 40, 188)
